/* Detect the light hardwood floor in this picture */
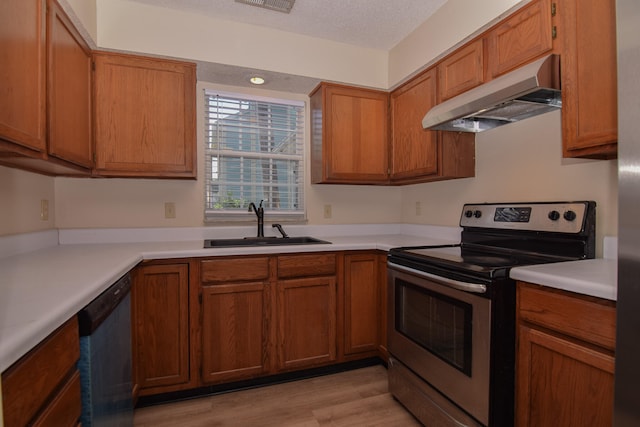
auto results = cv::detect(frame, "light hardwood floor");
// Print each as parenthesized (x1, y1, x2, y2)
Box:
(134, 365, 421, 426)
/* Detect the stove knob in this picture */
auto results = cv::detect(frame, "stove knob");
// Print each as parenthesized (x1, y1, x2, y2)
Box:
(464, 210, 474, 218)
(548, 210, 560, 221)
(563, 210, 577, 221)
(473, 210, 482, 218)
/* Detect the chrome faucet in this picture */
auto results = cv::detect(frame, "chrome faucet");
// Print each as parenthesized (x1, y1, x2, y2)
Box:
(247, 200, 265, 237)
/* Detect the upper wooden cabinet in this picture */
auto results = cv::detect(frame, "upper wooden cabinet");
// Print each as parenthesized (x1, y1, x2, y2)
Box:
(390, 68, 475, 184)
(47, 0, 92, 168)
(556, 0, 617, 159)
(390, 68, 439, 181)
(438, 39, 485, 102)
(486, 0, 554, 79)
(0, 0, 92, 175)
(310, 82, 390, 184)
(93, 52, 197, 178)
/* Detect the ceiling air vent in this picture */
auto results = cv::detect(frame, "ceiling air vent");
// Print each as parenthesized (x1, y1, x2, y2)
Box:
(235, 0, 296, 14)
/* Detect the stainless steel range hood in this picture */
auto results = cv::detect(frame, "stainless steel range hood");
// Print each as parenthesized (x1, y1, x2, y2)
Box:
(422, 54, 561, 132)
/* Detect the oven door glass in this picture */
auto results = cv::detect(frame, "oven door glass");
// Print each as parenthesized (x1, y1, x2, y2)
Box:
(396, 279, 472, 375)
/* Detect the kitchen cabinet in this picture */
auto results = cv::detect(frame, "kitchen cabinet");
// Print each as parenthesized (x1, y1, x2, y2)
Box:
(276, 253, 338, 370)
(342, 252, 380, 358)
(1, 317, 81, 427)
(437, 39, 485, 102)
(556, 0, 617, 159)
(93, 52, 197, 178)
(390, 68, 475, 184)
(486, 0, 554, 79)
(200, 256, 272, 384)
(516, 281, 616, 427)
(0, 0, 92, 176)
(310, 83, 390, 184)
(131, 262, 192, 396)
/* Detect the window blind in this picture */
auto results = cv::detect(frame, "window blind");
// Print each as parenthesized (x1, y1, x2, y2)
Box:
(204, 91, 305, 222)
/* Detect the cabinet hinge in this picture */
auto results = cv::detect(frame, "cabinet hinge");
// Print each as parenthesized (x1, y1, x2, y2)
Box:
(552, 26, 557, 39)
(551, 2, 556, 17)
(91, 60, 96, 71)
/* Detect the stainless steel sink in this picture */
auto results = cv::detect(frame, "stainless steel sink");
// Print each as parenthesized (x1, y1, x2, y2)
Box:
(204, 236, 331, 248)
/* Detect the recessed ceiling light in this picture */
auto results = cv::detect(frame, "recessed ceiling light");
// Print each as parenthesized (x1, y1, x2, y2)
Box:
(249, 76, 266, 85)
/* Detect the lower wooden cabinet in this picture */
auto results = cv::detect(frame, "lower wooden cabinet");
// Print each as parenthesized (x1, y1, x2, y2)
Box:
(199, 256, 271, 384)
(1, 317, 81, 427)
(277, 276, 337, 370)
(131, 262, 191, 396)
(342, 253, 380, 357)
(133, 251, 386, 396)
(516, 281, 616, 427)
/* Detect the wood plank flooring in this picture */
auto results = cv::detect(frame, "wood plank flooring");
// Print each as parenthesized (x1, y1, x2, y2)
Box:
(134, 365, 421, 426)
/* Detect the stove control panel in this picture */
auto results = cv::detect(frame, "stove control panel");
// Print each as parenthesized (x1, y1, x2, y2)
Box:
(460, 202, 594, 234)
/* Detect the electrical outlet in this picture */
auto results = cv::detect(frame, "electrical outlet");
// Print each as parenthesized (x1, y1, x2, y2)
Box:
(415, 201, 421, 216)
(40, 199, 49, 221)
(323, 204, 332, 219)
(164, 202, 176, 219)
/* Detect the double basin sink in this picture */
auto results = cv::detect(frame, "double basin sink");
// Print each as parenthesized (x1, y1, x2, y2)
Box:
(204, 236, 331, 248)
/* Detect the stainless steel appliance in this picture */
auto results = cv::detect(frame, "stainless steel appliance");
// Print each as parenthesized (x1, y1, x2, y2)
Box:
(614, 0, 640, 425)
(77, 273, 134, 427)
(387, 202, 596, 427)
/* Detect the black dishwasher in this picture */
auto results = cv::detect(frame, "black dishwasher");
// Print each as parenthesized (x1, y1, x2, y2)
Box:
(77, 273, 134, 426)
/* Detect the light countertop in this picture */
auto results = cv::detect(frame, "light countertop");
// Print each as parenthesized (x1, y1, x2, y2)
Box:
(0, 229, 454, 373)
(0, 226, 618, 374)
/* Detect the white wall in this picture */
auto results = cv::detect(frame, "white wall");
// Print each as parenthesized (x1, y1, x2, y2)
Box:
(0, 167, 55, 236)
(95, 0, 389, 89)
(400, 111, 618, 254)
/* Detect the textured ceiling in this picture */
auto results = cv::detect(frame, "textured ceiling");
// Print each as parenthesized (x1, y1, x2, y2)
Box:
(126, 0, 447, 50)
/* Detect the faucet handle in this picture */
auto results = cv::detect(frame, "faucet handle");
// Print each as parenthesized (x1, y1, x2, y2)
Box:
(272, 223, 289, 238)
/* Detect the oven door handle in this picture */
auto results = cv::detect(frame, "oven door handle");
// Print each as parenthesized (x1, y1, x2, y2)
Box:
(389, 263, 487, 294)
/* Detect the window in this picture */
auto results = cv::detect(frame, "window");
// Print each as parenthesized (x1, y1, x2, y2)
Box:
(204, 91, 305, 222)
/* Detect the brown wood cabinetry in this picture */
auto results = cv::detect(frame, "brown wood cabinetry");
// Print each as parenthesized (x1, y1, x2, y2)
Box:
(276, 253, 338, 370)
(486, 0, 554, 79)
(556, 0, 617, 158)
(310, 83, 390, 184)
(131, 263, 191, 396)
(0, 0, 92, 176)
(516, 282, 616, 427)
(93, 52, 196, 178)
(342, 253, 379, 358)
(200, 256, 271, 384)
(438, 39, 485, 102)
(2, 317, 81, 427)
(390, 69, 475, 184)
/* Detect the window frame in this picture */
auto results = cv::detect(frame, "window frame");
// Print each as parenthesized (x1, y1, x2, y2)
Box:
(203, 89, 307, 224)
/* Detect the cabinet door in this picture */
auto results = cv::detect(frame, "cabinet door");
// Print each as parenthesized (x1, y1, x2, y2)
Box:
(390, 68, 439, 181)
(343, 253, 379, 356)
(47, 0, 92, 168)
(516, 325, 614, 427)
(487, 0, 553, 78)
(93, 52, 196, 178)
(438, 39, 485, 102)
(277, 276, 337, 371)
(132, 264, 190, 393)
(310, 83, 389, 184)
(559, 0, 617, 158)
(201, 282, 270, 384)
(0, 0, 47, 151)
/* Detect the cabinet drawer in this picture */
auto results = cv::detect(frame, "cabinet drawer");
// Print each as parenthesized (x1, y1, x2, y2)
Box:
(277, 253, 336, 279)
(32, 370, 82, 427)
(2, 317, 80, 427)
(201, 257, 270, 283)
(517, 282, 616, 351)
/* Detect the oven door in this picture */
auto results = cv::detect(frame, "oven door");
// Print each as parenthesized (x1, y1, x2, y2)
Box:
(388, 263, 491, 426)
